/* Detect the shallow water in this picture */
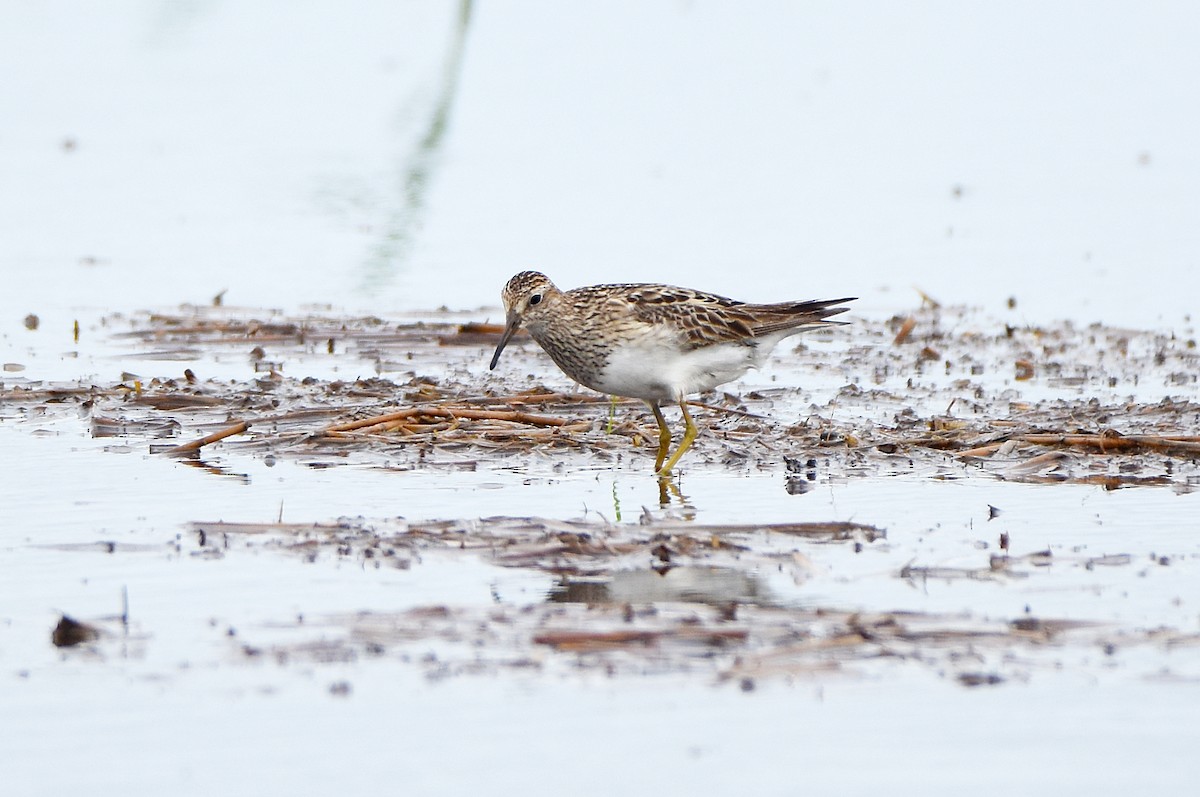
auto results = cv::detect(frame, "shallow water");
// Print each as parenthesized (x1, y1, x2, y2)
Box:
(4, 311, 1199, 793)
(4, 3, 1200, 795)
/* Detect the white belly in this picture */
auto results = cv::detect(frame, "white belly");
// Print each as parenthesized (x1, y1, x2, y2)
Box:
(593, 338, 767, 401)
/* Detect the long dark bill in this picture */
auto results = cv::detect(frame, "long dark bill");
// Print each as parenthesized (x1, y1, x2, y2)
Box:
(489, 313, 522, 370)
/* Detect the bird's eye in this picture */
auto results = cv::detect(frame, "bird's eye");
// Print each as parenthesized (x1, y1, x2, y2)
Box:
(529, 294, 543, 306)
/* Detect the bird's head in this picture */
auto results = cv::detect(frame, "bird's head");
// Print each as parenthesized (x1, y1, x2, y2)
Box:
(489, 271, 559, 370)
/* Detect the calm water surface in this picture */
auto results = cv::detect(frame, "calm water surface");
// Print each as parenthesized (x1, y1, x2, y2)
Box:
(3, 3, 1199, 795)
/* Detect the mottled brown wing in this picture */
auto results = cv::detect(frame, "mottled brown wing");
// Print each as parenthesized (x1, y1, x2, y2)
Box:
(611, 284, 853, 347)
(740, 299, 855, 338)
(614, 284, 760, 347)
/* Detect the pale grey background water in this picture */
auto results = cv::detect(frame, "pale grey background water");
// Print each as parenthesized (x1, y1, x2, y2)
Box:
(2, 3, 1199, 795)
(2, 1, 1197, 327)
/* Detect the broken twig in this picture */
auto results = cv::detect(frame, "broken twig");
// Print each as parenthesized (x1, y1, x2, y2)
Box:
(164, 420, 250, 455)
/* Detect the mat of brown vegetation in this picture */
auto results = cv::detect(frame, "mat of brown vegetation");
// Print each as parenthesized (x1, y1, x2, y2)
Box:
(7, 301, 1198, 684)
(4, 301, 1197, 487)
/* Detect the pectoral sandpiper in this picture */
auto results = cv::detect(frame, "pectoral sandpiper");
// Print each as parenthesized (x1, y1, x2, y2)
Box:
(489, 271, 853, 474)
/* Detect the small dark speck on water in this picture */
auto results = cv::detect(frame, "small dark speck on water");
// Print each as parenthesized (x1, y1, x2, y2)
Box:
(51, 615, 100, 648)
(958, 672, 1004, 687)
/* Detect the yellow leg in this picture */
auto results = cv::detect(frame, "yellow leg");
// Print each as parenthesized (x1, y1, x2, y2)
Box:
(646, 401, 672, 472)
(657, 399, 698, 474)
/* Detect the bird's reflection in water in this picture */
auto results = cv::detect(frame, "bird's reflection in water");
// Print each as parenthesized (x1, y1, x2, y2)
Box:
(549, 566, 774, 607)
(657, 475, 690, 508)
(607, 473, 694, 519)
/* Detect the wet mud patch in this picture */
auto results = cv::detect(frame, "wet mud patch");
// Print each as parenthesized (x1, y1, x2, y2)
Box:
(161, 515, 1199, 686)
(236, 600, 1140, 688)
